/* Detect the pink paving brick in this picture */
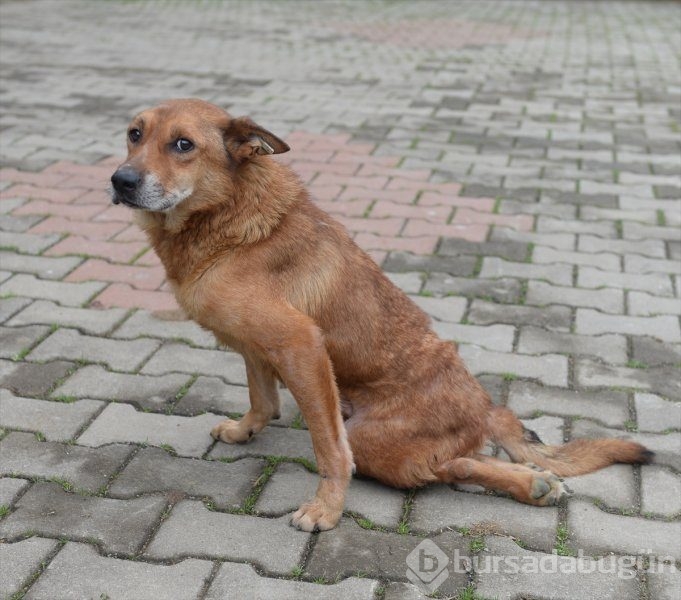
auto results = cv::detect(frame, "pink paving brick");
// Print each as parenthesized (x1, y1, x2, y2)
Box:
(332, 152, 400, 167)
(356, 165, 431, 180)
(418, 192, 495, 211)
(313, 173, 388, 190)
(370, 200, 452, 222)
(313, 199, 372, 217)
(386, 180, 462, 195)
(339, 187, 418, 204)
(133, 249, 163, 267)
(402, 220, 489, 242)
(308, 184, 343, 201)
(72, 189, 112, 205)
(0, 168, 68, 187)
(65, 259, 166, 291)
(365, 250, 387, 266)
(12, 200, 106, 220)
(451, 208, 535, 231)
(29, 216, 127, 240)
(90, 283, 178, 311)
(93, 204, 133, 223)
(112, 224, 148, 243)
(0, 184, 87, 203)
(293, 160, 359, 177)
(336, 216, 404, 236)
(45, 236, 148, 264)
(354, 233, 438, 254)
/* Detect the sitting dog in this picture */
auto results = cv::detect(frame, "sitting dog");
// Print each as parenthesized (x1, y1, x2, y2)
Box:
(111, 99, 652, 532)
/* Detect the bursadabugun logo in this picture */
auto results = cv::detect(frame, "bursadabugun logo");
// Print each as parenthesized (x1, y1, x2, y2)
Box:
(405, 539, 450, 593)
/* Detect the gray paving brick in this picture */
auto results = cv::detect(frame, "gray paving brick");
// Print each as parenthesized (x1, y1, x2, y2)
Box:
(0, 389, 103, 441)
(508, 381, 629, 428)
(635, 393, 681, 433)
(624, 221, 680, 241)
(7, 299, 127, 334)
(0, 251, 82, 280)
(518, 327, 628, 363)
(576, 309, 680, 342)
(0, 296, 32, 323)
(576, 359, 681, 398)
(647, 568, 681, 600)
(78, 403, 223, 458)
(491, 227, 576, 251)
(476, 535, 639, 600)
(28, 328, 161, 371)
(525, 280, 624, 313)
(537, 216, 615, 237)
(53, 364, 190, 410)
(411, 485, 558, 551)
(566, 465, 637, 510)
(423, 274, 522, 303)
(519, 415, 565, 446)
(109, 447, 263, 510)
(568, 499, 681, 559)
(578, 266, 674, 296)
(470, 301, 572, 331)
(205, 561, 378, 600)
(25, 542, 214, 600)
(641, 466, 681, 517)
(438, 238, 529, 262)
(0, 482, 166, 554)
(533, 246, 621, 270)
(0, 432, 132, 492)
(0, 214, 43, 233)
(383, 252, 476, 276)
(145, 500, 309, 573)
(384, 582, 430, 600)
(432, 322, 515, 352)
(256, 462, 404, 528)
(0, 324, 49, 359)
(632, 337, 681, 367)
(140, 342, 247, 384)
(386, 272, 422, 295)
(480, 257, 573, 286)
(112, 310, 218, 348)
(209, 425, 316, 464)
(625, 254, 681, 275)
(578, 234, 666, 258)
(571, 420, 681, 471)
(459, 345, 568, 387)
(628, 291, 681, 317)
(0, 537, 59, 600)
(0, 359, 75, 397)
(410, 294, 467, 323)
(0, 476, 29, 506)
(307, 518, 470, 597)
(0, 273, 106, 306)
(0, 231, 59, 254)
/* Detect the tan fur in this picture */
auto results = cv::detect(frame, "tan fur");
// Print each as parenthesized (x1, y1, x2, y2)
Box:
(113, 99, 653, 531)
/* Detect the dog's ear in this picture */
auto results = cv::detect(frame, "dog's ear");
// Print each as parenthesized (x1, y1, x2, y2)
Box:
(223, 116, 290, 162)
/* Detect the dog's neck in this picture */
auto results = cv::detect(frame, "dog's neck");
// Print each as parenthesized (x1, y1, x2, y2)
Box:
(136, 159, 304, 283)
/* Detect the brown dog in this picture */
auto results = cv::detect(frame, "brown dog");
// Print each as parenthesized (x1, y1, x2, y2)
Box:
(112, 99, 652, 532)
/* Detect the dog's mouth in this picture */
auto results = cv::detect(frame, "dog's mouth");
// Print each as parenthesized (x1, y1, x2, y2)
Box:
(110, 189, 142, 209)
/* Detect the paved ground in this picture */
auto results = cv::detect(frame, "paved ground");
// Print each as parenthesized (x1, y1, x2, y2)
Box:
(0, 1, 680, 598)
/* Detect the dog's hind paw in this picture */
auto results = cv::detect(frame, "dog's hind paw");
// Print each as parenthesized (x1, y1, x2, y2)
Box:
(529, 472, 569, 506)
(290, 499, 341, 532)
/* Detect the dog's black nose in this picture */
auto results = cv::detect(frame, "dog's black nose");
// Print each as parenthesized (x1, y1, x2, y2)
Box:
(111, 167, 141, 194)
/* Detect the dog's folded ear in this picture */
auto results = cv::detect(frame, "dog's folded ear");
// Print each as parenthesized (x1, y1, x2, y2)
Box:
(223, 116, 290, 162)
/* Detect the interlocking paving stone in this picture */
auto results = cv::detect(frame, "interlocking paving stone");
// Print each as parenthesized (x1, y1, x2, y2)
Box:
(28, 327, 161, 371)
(109, 447, 263, 509)
(0, 359, 75, 397)
(641, 466, 681, 517)
(53, 364, 190, 410)
(384, 582, 430, 600)
(307, 518, 470, 597)
(383, 251, 476, 276)
(0, 389, 103, 441)
(632, 337, 681, 367)
(0, 273, 106, 306)
(479, 257, 573, 286)
(568, 499, 681, 559)
(634, 393, 681, 433)
(111, 310, 218, 348)
(208, 425, 316, 464)
(145, 501, 309, 573)
(647, 569, 681, 600)
(0, 296, 32, 323)
(7, 299, 127, 334)
(424, 274, 522, 302)
(575, 359, 681, 399)
(0, 231, 60, 254)
(628, 291, 681, 317)
(0, 537, 60, 599)
(0, 432, 132, 492)
(491, 228, 575, 251)
(524, 281, 624, 313)
(517, 327, 628, 363)
(571, 421, 681, 471)
(25, 542, 214, 600)
(507, 381, 629, 428)
(0, 482, 166, 554)
(469, 301, 572, 331)
(0, 324, 50, 359)
(0, 251, 82, 279)
(386, 272, 423, 294)
(475, 535, 640, 600)
(411, 485, 558, 551)
(459, 346, 568, 387)
(432, 323, 515, 352)
(0, 476, 29, 506)
(205, 561, 378, 600)
(438, 237, 529, 261)
(410, 294, 467, 323)
(577, 267, 674, 296)
(140, 342, 248, 384)
(577, 235, 666, 258)
(77, 403, 223, 458)
(565, 465, 637, 510)
(256, 462, 405, 527)
(575, 309, 681, 342)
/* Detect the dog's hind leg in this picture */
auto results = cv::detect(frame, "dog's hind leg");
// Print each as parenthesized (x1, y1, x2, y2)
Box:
(434, 454, 568, 507)
(211, 354, 280, 443)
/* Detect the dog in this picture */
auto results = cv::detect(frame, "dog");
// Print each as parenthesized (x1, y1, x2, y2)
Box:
(111, 99, 653, 532)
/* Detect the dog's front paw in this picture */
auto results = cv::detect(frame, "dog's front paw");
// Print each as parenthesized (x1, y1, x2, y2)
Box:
(210, 419, 253, 444)
(290, 499, 341, 532)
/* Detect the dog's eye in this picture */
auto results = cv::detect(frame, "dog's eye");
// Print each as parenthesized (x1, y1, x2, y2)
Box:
(128, 128, 141, 143)
(174, 138, 194, 153)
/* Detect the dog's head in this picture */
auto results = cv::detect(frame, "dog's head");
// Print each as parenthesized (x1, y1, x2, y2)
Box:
(111, 99, 289, 211)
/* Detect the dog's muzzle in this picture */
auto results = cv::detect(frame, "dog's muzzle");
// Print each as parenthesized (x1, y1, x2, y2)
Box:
(111, 166, 142, 206)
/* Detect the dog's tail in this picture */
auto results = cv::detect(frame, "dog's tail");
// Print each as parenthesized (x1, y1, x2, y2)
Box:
(488, 406, 654, 477)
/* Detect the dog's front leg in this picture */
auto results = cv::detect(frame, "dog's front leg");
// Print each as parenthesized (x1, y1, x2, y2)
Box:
(211, 354, 280, 443)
